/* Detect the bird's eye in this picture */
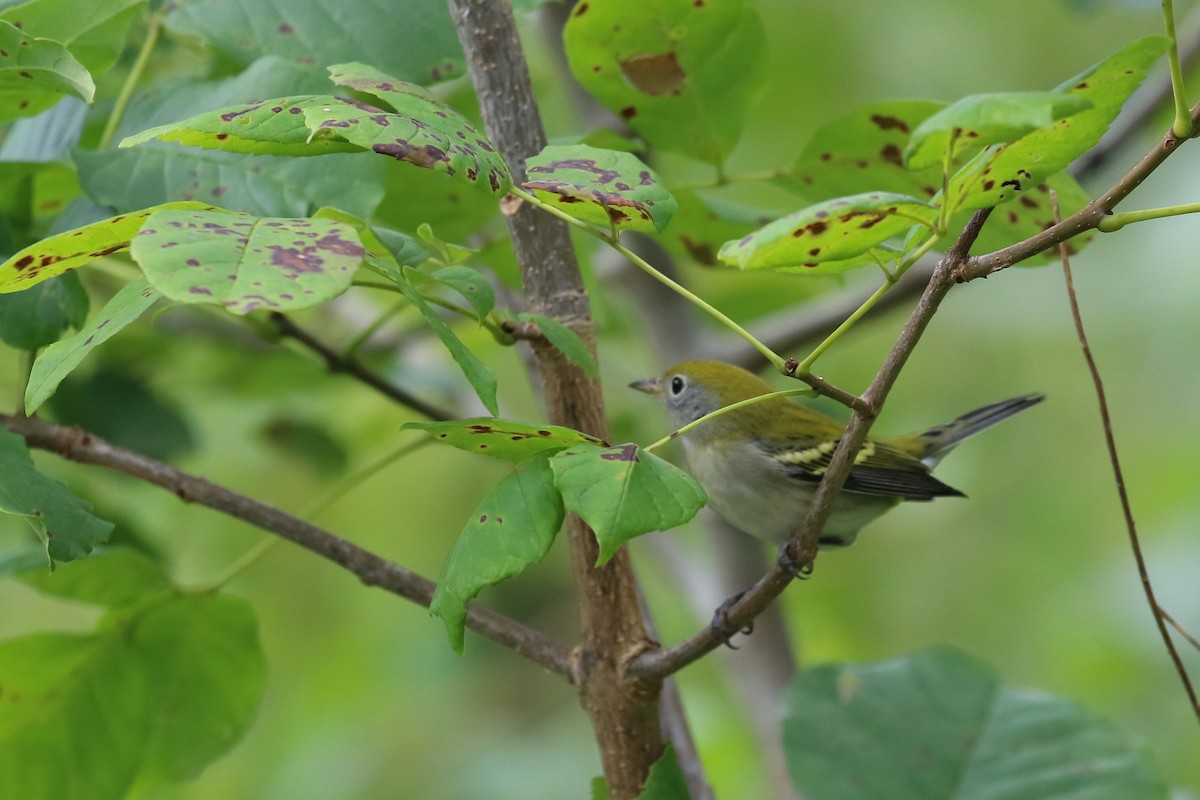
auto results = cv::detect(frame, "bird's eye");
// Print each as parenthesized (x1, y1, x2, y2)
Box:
(670, 376, 686, 395)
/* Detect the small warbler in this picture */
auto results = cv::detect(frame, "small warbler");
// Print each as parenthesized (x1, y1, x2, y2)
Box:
(631, 360, 1043, 548)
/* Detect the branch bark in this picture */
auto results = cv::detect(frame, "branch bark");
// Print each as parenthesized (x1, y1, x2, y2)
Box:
(1, 412, 574, 679)
(446, 3, 663, 796)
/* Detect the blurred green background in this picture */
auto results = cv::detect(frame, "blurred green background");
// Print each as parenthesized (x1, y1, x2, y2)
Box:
(2, 0, 1199, 797)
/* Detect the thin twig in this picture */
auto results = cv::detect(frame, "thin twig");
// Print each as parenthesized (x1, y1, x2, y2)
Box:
(1053, 194, 1200, 726)
(0, 413, 576, 681)
(1160, 606, 1200, 655)
(268, 312, 454, 421)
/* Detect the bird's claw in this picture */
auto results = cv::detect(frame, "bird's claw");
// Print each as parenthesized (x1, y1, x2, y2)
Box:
(777, 544, 815, 579)
(710, 590, 754, 649)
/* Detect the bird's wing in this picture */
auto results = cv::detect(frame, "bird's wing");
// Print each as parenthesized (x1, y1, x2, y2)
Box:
(764, 437, 965, 500)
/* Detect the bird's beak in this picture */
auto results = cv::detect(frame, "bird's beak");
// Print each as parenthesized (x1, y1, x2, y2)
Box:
(628, 377, 662, 396)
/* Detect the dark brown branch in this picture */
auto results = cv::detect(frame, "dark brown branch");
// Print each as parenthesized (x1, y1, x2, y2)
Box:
(629, 209, 995, 681)
(447, 3, 663, 797)
(1054, 199, 1200, 725)
(1, 412, 575, 680)
(268, 312, 454, 421)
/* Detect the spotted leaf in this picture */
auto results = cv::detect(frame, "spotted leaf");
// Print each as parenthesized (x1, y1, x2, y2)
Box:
(0, 20, 94, 122)
(0, 201, 227, 293)
(549, 443, 706, 565)
(404, 417, 605, 461)
(523, 144, 677, 233)
(129, 210, 364, 315)
(430, 454, 564, 653)
(718, 192, 937, 273)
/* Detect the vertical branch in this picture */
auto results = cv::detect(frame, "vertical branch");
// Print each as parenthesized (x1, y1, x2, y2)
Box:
(445, 3, 665, 796)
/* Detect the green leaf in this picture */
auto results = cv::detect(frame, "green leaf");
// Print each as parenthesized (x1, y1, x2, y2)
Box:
(404, 417, 605, 461)
(0, 200, 226, 293)
(430, 454, 564, 653)
(523, 144, 677, 233)
(0, 427, 113, 565)
(947, 36, 1169, 213)
(662, 190, 778, 267)
(132, 594, 266, 782)
(16, 547, 171, 609)
(165, 0, 464, 84)
(26, 277, 161, 414)
(784, 100, 947, 201)
(968, 172, 1093, 265)
(516, 312, 599, 378)
(0, 0, 143, 75)
(130, 209, 364, 314)
(419, 265, 495, 321)
(0, 20, 94, 123)
(718, 192, 937, 272)
(564, 0, 766, 166)
(904, 91, 1091, 171)
(781, 647, 1168, 800)
(549, 443, 706, 564)
(635, 744, 689, 800)
(0, 272, 87, 349)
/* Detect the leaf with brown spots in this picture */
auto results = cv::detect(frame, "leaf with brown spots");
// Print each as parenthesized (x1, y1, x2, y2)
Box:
(0, 201, 226, 293)
(0, 20, 94, 122)
(404, 417, 606, 461)
(523, 144, 677, 233)
(549, 442, 706, 565)
(718, 192, 937, 273)
(430, 453, 564, 653)
(564, 0, 765, 166)
(129, 210, 364, 315)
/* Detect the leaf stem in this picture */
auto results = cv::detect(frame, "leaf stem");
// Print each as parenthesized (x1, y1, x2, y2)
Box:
(644, 388, 816, 452)
(98, 10, 165, 150)
(1163, 0, 1194, 138)
(1096, 200, 1200, 231)
(511, 186, 785, 371)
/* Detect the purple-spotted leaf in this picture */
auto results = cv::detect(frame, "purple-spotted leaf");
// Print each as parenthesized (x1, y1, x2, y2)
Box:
(404, 417, 605, 461)
(0, 427, 113, 566)
(0, 201, 226, 293)
(564, 0, 766, 166)
(523, 145, 677, 233)
(0, 20, 94, 122)
(430, 453, 564, 653)
(25, 277, 162, 415)
(549, 443, 706, 565)
(130, 210, 364, 315)
(718, 192, 937, 272)
(947, 36, 1168, 214)
(301, 91, 511, 196)
(120, 95, 362, 156)
(905, 92, 1090, 171)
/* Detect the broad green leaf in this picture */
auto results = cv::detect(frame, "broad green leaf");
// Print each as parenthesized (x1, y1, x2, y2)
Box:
(782, 647, 1167, 800)
(967, 171, 1093, 265)
(0, 272, 87, 349)
(0, 0, 143, 75)
(0, 427, 113, 565)
(592, 776, 611, 800)
(0, 632, 154, 800)
(718, 193, 937, 272)
(784, 100, 946, 201)
(549, 443, 706, 564)
(0, 20, 94, 123)
(635, 744, 689, 800)
(663, 190, 778, 267)
(132, 594, 266, 782)
(165, 0, 464, 84)
(16, 547, 171, 610)
(948, 36, 1168, 213)
(564, 0, 766, 166)
(301, 92, 511, 196)
(905, 91, 1091, 170)
(404, 417, 604, 460)
(0, 200, 224, 292)
(119, 94, 363, 156)
(130, 210, 364, 314)
(430, 454, 564, 653)
(523, 144, 677, 233)
(26, 277, 161, 414)
(419, 265, 495, 321)
(515, 312, 599, 378)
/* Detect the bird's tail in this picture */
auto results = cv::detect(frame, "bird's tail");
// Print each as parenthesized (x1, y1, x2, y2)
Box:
(906, 393, 1045, 464)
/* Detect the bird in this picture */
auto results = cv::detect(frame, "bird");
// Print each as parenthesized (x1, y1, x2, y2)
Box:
(630, 360, 1043, 549)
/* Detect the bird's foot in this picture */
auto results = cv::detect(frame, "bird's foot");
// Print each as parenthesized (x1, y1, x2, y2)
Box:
(710, 590, 754, 649)
(777, 543, 815, 579)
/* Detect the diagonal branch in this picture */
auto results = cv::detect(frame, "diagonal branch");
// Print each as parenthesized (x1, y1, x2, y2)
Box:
(628, 209, 995, 681)
(0, 412, 575, 680)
